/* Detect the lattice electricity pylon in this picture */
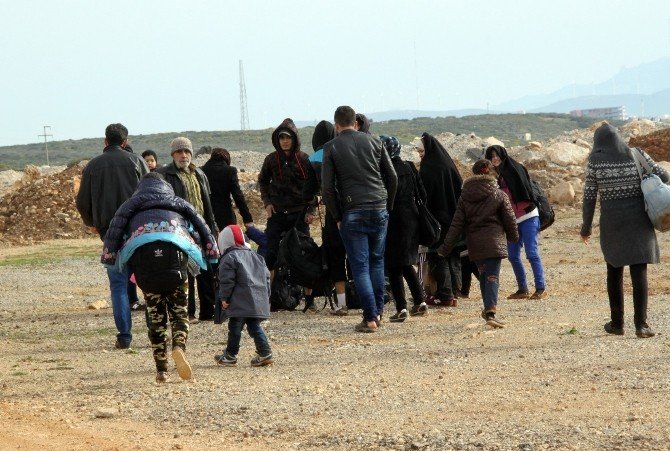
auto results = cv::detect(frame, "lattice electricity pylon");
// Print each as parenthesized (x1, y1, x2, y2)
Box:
(239, 60, 250, 130)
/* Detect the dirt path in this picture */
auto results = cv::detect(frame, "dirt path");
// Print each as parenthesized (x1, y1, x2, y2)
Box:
(1, 209, 670, 450)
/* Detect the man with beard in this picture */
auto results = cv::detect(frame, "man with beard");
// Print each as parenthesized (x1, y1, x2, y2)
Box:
(158, 137, 219, 321)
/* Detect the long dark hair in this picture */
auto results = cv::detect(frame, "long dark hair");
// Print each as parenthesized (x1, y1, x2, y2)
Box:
(210, 147, 231, 165)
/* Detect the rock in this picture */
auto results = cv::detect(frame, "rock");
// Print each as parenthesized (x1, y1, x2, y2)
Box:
(545, 142, 590, 167)
(94, 407, 118, 418)
(572, 138, 591, 149)
(466, 147, 483, 161)
(483, 136, 504, 148)
(528, 141, 542, 149)
(549, 181, 576, 204)
(87, 300, 109, 310)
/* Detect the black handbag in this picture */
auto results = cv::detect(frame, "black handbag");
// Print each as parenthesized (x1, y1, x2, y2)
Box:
(410, 164, 442, 247)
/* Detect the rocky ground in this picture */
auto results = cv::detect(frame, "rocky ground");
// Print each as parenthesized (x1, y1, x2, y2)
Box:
(1, 209, 670, 450)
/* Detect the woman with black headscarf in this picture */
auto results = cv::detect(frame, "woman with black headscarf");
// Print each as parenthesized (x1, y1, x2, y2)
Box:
(380, 135, 428, 321)
(414, 132, 463, 306)
(201, 148, 253, 229)
(581, 123, 668, 338)
(485, 144, 545, 300)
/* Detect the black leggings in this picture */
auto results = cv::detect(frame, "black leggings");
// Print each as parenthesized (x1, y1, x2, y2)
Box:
(387, 265, 424, 312)
(606, 263, 648, 328)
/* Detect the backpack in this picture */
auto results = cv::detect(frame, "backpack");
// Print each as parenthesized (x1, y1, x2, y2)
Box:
(277, 227, 332, 295)
(529, 178, 555, 231)
(269, 266, 303, 311)
(128, 241, 188, 295)
(344, 277, 394, 310)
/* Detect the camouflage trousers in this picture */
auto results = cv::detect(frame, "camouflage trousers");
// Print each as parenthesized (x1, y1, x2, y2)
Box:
(144, 283, 189, 372)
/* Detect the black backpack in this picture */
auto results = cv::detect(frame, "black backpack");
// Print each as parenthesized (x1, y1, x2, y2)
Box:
(128, 241, 188, 295)
(270, 266, 303, 311)
(529, 178, 555, 231)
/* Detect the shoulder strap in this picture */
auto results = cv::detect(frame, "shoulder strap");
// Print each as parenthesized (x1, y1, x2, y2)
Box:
(629, 148, 647, 180)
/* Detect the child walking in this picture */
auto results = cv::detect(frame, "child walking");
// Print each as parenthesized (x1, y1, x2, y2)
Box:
(215, 225, 274, 367)
(437, 160, 519, 327)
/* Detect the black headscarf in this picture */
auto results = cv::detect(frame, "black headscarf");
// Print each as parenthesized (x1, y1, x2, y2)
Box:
(591, 123, 629, 156)
(355, 113, 371, 134)
(311, 120, 335, 151)
(419, 132, 463, 228)
(484, 145, 533, 203)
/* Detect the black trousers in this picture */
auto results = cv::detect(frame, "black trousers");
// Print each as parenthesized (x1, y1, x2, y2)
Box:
(607, 263, 648, 328)
(188, 264, 217, 320)
(387, 265, 424, 311)
(460, 255, 480, 296)
(427, 251, 461, 301)
(264, 211, 309, 271)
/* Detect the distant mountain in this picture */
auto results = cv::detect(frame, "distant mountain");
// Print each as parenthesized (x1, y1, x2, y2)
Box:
(497, 57, 670, 112)
(531, 88, 670, 117)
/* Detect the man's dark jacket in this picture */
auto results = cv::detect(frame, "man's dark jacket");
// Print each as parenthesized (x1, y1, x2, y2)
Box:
(201, 158, 253, 228)
(157, 162, 219, 236)
(322, 129, 397, 222)
(258, 118, 312, 214)
(76, 145, 148, 239)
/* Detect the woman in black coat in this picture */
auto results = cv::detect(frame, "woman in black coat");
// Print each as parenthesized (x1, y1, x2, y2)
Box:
(381, 136, 428, 321)
(414, 132, 463, 307)
(201, 148, 254, 229)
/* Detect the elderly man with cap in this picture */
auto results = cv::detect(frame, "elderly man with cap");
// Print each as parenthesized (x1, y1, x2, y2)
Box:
(158, 137, 219, 321)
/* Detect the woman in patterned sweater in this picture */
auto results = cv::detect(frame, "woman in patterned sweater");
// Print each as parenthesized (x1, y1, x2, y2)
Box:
(581, 123, 669, 338)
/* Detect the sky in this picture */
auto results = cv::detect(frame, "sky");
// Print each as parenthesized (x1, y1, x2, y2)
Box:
(1, 0, 669, 146)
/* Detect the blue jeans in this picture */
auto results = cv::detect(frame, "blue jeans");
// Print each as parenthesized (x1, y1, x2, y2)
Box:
(107, 266, 132, 345)
(507, 216, 545, 291)
(475, 258, 502, 312)
(339, 209, 389, 322)
(225, 317, 272, 357)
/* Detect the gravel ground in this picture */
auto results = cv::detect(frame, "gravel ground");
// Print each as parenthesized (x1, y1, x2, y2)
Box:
(1, 209, 670, 450)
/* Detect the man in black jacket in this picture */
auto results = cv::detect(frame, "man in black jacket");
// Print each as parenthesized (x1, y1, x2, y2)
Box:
(322, 106, 397, 332)
(76, 123, 149, 349)
(157, 137, 219, 321)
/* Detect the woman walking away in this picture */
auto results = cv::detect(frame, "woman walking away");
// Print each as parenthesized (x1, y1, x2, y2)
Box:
(438, 160, 518, 328)
(413, 133, 463, 307)
(581, 123, 669, 338)
(485, 145, 547, 300)
(380, 136, 428, 322)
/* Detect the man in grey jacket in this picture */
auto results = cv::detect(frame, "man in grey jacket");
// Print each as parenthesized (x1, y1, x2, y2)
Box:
(322, 106, 397, 332)
(76, 123, 149, 349)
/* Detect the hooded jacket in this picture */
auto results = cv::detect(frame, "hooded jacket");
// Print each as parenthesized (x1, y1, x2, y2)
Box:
(258, 118, 312, 214)
(303, 120, 336, 202)
(217, 226, 271, 319)
(76, 145, 149, 239)
(101, 175, 220, 271)
(438, 174, 518, 261)
(418, 133, 462, 234)
(322, 128, 398, 222)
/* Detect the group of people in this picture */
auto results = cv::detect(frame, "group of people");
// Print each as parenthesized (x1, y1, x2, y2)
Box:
(75, 111, 666, 382)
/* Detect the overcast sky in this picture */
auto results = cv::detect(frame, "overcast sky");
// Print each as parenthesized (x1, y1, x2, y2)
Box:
(1, 0, 669, 146)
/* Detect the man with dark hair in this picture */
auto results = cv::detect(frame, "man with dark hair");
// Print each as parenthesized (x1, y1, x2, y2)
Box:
(158, 137, 219, 321)
(76, 123, 149, 349)
(322, 106, 398, 332)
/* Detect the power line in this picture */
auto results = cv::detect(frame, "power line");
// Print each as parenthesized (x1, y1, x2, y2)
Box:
(239, 60, 249, 131)
(38, 125, 53, 165)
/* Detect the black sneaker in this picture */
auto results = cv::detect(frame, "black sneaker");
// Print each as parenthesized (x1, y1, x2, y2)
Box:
(114, 339, 131, 350)
(635, 325, 655, 338)
(389, 309, 408, 323)
(155, 371, 169, 383)
(410, 302, 428, 316)
(604, 321, 624, 336)
(215, 352, 238, 367)
(250, 353, 274, 367)
(507, 289, 530, 300)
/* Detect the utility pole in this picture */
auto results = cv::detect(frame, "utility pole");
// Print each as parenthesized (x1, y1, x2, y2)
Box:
(38, 125, 53, 165)
(239, 60, 249, 130)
